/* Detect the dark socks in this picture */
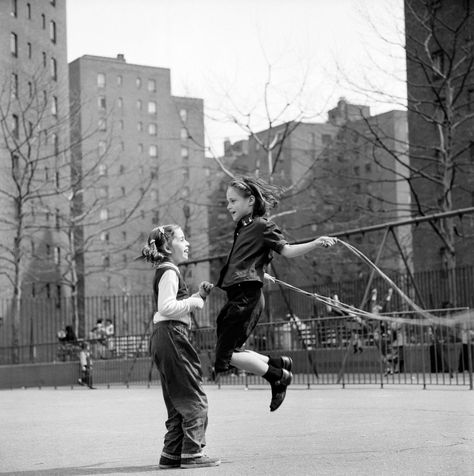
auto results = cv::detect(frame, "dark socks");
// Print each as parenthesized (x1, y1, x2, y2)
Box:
(262, 365, 283, 383)
(267, 356, 283, 368)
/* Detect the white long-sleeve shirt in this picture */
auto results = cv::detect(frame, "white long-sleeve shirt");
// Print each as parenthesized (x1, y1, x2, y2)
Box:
(153, 269, 204, 325)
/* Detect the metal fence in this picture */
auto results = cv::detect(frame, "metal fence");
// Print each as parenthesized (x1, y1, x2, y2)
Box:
(0, 313, 472, 389)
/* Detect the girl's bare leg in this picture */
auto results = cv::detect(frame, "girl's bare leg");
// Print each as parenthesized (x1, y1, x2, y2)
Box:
(230, 351, 268, 376)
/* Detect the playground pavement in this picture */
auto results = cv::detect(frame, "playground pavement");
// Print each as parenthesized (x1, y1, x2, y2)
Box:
(0, 384, 473, 476)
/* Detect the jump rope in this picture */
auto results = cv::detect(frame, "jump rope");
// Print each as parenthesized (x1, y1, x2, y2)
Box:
(264, 238, 473, 329)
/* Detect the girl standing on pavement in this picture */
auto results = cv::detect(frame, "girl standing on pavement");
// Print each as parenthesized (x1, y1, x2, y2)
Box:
(215, 176, 336, 411)
(142, 224, 220, 469)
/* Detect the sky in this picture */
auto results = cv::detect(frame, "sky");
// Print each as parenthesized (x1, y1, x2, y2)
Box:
(66, 0, 406, 156)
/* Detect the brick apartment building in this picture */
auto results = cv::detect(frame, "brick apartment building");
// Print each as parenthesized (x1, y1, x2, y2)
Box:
(69, 54, 211, 298)
(405, 0, 474, 273)
(0, 0, 69, 300)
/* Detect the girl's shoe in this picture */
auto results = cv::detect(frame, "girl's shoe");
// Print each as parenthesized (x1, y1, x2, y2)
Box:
(281, 356, 293, 372)
(159, 455, 181, 469)
(270, 369, 293, 412)
(180, 455, 221, 468)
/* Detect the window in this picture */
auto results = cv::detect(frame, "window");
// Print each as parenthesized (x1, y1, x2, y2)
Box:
(354, 166, 360, 176)
(100, 231, 109, 242)
(100, 209, 109, 221)
(120, 141, 124, 151)
(12, 114, 19, 139)
(119, 120, 124, 130)
(431, 50, 445, 79)
(98, 96, 106, 110)
(136, 99, 142, 110)
(26, 42, 32, 58)
(42, 51, 46, 67)
(55, 209, 60, 230)
(322, 134, 332, 146)
(468, 89, 474, 112)
(98, 140, 106, 156)
(51, 96, 58, 117)
(150, 189, 158, 201)
(43, 90, 47, 105)
(45, 166, 49, 181)
(117, 75, 122, 86)
(180, 128, 188, 140)
(365, 163, 372, 173)
(55, 170, 60, 188)
(137, 121, 143, 132)
(10, 33, 18, 57)
(149, 145, 158, 157)
(137, 143, 143, 154)
(51, 0, 56, 6)
(102, 255, 110, 268)
(148, 79, 156, 92)
(41, 14, 46, 29)
(27, 3, 31, 19)
(121, 186, 126, 196)
(117, 97, 123, 109)
(98, 118, 106, 131)
(146, 100, 158, 114)
(52, 133, 59, 155)
(49, 20, 56, 43)
(98, 164, 107, 176)
(148, 123, 157, 135)
(119, 165, 125, 174)
(28, 81, 33, 97)
(11, 0, 17, 17)
(179, 109, 187, 123)
(11, 73, 18, 98)
(136, 77, 142, 88)
(50, 57, 57, 80)
(181, 147, 189, 159)
(97, 73, 105, 88)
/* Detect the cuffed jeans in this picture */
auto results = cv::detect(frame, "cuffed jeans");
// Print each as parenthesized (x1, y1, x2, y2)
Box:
(150, 320, 208, 459)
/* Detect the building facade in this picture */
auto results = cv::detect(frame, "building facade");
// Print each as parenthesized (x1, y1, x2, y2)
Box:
(68, 54, 210, 301)
(405, 0, 474, 274)
(0, 0, 69, 301)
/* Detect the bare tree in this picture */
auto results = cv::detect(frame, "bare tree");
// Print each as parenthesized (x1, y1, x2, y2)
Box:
(0, 70, 72, 362)
(337, 0, 474, 304)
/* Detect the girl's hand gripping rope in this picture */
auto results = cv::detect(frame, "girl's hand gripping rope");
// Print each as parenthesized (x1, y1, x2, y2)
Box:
(198, 281, 214, 300)
(314, 236, 338, 248)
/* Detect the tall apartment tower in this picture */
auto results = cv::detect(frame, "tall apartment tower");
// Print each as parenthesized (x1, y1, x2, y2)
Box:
(405, 0, 474, 272)
(0, 0, 69, 300)
(68, 54, 210, 299)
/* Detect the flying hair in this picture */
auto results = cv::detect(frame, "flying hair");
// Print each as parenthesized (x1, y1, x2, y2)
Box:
(229, 176, 284, 217)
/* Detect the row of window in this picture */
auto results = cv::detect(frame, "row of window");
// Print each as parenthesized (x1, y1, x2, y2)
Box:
(11, 0, 56, 16)
(97, 73, 158, 93)
(98, 96, 159, 114)
(10, 35, 59, 82)
(9, 9, 56, 42)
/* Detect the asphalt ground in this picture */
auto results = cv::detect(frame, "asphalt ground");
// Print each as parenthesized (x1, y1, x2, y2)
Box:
(0, 384, 473, 476)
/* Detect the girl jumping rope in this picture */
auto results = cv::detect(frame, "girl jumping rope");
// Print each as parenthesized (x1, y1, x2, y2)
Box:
(214, 176, 336, 411)
(142, 224, 220, 469)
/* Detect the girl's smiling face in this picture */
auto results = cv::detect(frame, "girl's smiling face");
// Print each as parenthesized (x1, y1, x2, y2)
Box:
(169, 227, 190, 264)
(226, 186, 255, 222)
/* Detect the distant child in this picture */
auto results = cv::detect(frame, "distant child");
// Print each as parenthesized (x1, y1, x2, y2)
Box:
(77, 341, 95, 389)
(215, 176, 336, 411)
(142, 225, 220, 469)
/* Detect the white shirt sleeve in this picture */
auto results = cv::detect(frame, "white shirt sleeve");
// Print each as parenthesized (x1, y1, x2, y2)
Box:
(157, 269, 204, 319)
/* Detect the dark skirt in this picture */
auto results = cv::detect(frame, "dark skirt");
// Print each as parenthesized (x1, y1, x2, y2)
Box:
(214, 282, 264, 373)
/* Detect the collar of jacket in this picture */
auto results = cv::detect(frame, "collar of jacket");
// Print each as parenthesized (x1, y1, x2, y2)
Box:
(240, 214, 254, 226)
